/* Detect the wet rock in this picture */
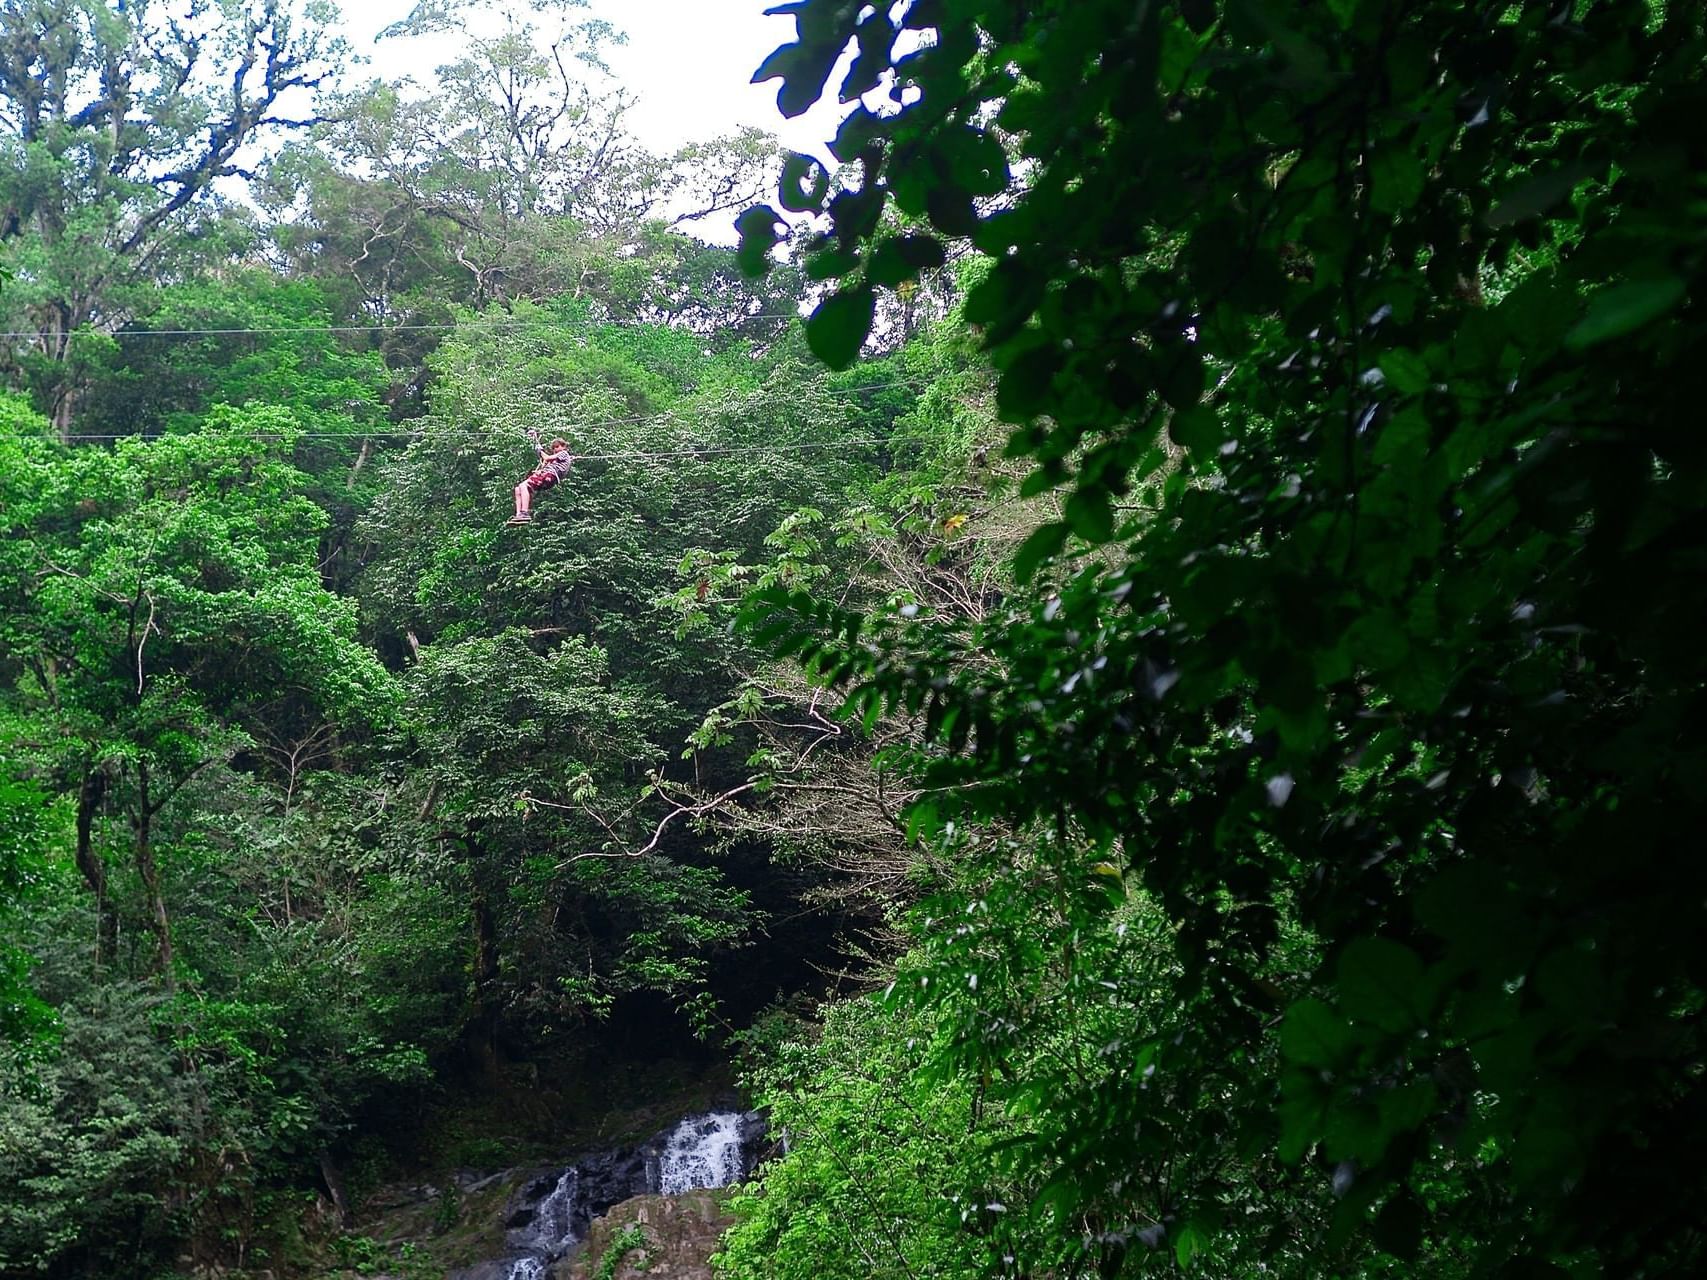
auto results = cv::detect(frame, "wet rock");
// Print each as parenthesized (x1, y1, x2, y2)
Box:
(445, 1108, 766, 1279)
(552, 1190, 733, 1280)
(460, 1169, 515, 1194)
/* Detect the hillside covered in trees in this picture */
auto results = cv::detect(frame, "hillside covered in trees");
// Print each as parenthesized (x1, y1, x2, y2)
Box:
(2, 1, 1703, 1278)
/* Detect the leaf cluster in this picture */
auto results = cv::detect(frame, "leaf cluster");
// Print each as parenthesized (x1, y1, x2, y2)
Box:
(734, 0, 1707, 1274)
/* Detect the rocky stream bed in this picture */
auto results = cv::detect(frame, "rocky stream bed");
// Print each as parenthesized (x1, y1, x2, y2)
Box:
(350, 1109, 765, 1280)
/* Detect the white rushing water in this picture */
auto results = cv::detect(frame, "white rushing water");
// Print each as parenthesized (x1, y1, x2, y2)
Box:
(656, 1111, 748, 1195)
(527, 1166, 582, 1251)
(493, 1110, 752, 1280)
(503, 1167, 580, 1279)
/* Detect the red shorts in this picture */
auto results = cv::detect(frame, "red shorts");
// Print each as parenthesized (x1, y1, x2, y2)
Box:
(524, 470, 559, 492)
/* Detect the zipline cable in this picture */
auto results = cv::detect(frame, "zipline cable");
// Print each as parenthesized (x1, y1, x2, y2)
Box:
(558, 437, 901, 461)
(0, 379, 932, 443)
(0, 436, 909, 459)
(0, 433, 915, 461)
(0, 312, 808, 341)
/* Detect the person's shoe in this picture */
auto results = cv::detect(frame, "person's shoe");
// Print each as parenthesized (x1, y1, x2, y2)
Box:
(506, 513, 532, 525)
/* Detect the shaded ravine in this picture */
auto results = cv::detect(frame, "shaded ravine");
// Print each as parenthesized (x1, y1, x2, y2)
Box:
(453, 1111, 764, 1280)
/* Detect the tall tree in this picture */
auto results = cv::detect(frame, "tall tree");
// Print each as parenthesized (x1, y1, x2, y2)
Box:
(0, 0, 344, 431)
(348, 305, 883, 1059)
(268, 0, 780, 317)
(1, 416, 393, 986)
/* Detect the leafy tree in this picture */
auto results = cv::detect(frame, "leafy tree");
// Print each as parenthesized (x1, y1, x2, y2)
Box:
(737, 0, 1707, 1274)
(652, 312, 1031, 962)
(2, 409, 450, 1272)
(387, 627, 753, 1067)
(1, 415, 393, 986)
(0, 393, 58, 1051)
(0, 770, 54, 1051)
(356, 302, 880, 675)
(73, 274, 391, 443)
(345, 305, 894, 1062)
(717, 995, 990, 1280)
(0, 0, 346, 431)
(70, 271, 399, 585)
(0, 984, 191, 1275)
(0, 7, 1046, 1273)
(717, 880, 1285, 1280)
(272, 0, 779, 319)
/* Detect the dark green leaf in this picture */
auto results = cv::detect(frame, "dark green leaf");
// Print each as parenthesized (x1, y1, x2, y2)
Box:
(1278, 1069, 1330, 1162)
(752, 35, 843, 117)
(1174, 1221, 1209, 1267)
(1064, 488, 1115, 543)
(1486, 163, 1593, 227)
(806, 285, 876, 369)
(1013, 521, 1068, 584)
(829, 106, 885, 163)
(1280, 999, 1353, 1068)
(735, 205, 783, 278)
(1375, 1080, 1437, 1146)
(1373, 1192, 1424, 1260)
(840, 11, 895, 102)
(866, 234, 947, 287)
(996, 343, 1061, 420)
(1158, 349, 1204, 411)
(941, 127, 1009, 198)
(925, 185, 979, 237)
(1337, 938, 1427, 1034)
(827, 185, 886, 245)
(1368, 148, 1425, 215)
(1377, 349, 1430, 395)
(1565, 277, 1686, 350)
(779, 151, 830, 213)
(1169, 405, 1219, 453)
(805, 246, 860, 281)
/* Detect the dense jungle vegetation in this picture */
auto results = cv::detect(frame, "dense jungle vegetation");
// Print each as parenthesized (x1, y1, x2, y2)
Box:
(2, 0, 1703, 1277)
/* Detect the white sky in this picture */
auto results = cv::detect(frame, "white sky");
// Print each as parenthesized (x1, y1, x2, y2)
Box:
(343, 1, 851, 164)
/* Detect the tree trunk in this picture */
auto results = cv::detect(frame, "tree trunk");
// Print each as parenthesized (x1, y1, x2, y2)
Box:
(345, 436, 373, 489)
(74, 764, 117, 966)
(42, 301, 78, 443)
(319, 1149, 352, 1225)
(133, 763, 175, 992)
(51, 382, 76, 441)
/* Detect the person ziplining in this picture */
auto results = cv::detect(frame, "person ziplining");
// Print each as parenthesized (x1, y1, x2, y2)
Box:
(508, 428, 575, 525)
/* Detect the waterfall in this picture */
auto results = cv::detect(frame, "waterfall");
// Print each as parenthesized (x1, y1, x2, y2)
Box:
(462, 1109, 763, 1280)
(656, 1112, 748, 1195)
(505, 1166, 581, 1274)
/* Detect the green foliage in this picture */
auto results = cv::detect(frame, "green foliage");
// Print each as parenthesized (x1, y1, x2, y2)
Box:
(330, 1233, 439, 1278)
(5, 413, 395, 781)
(0, 771, 54, 1048)
(0, 6, 913, 1277)
(594, 1223, 652, 1280)
(75, 274, 390, 441)
(0, 0, 345, 417)
(1, 145, 906, 1276)
(4, 0, 1694, 1275)
(0, 409, 423, 1273)
(737, 0, 1707, 1275)
(343, 301, 902, 1041)
(267, 4, 785, 337)
(722, 882, 1209, 1280)
(0, 987, 190, 1276)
